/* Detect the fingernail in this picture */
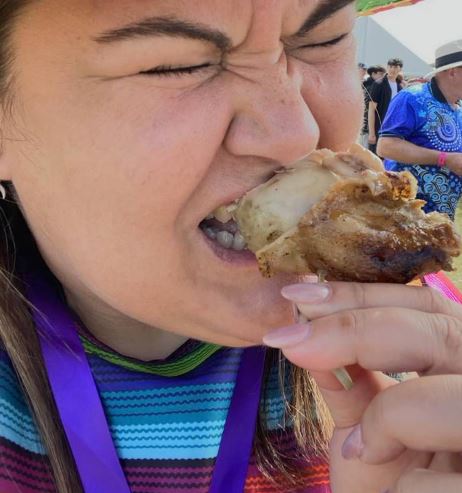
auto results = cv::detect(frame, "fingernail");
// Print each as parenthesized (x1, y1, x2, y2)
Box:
(263, 323, 311, 348)
(341, 425, 364, 460)
(281, 283, 331, 304)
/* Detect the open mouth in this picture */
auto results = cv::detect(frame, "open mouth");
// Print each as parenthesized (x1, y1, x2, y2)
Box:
(199, 203, 248, 252)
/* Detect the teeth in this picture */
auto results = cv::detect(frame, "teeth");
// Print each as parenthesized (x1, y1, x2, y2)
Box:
(216, 231, 234, 249)
(204, 228, 217, 240)
(232, 232, 246, 251)
(212, 203, 238, 223)
(204, 227, 248, 251)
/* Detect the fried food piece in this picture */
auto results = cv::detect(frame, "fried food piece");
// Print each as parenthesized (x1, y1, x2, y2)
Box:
(235, 145, 461, 283)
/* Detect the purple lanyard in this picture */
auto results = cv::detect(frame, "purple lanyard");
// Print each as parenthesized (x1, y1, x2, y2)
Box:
(27, 270, 266, 493)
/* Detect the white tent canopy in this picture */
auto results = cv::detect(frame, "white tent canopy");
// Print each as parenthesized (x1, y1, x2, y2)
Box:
(355, 0, 461, 76)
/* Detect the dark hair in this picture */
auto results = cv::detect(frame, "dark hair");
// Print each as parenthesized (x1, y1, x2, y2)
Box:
(0, 3, 84, 492)
(388, 57, 403, 67)
(0, 3, 333, 491)
(358, 62, 367, 70)
(367, 64, 386, 76)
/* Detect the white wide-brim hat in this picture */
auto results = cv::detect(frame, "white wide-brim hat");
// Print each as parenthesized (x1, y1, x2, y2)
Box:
(426, 39, 462, 78)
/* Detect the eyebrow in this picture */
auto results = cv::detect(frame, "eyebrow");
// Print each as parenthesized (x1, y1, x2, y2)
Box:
(95, 0, 356, 49)
(95, 16, 232, 51)
(295, 0, 356, 37)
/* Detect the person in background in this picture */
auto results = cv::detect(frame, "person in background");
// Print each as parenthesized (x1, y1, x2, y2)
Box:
(378, 40, 462, 220)
(397, 72, 408, 88)
(368, 57, 404, 153)
(360, 65, 386, 147)
(358, 62, 367, 82)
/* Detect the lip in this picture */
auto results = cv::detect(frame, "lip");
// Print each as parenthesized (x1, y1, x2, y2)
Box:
(198, 227, 257, 266)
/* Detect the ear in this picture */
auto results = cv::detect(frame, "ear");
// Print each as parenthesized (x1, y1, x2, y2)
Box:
(447, 68, 460, 79)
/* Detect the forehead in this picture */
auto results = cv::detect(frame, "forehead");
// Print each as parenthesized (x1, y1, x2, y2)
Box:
(23, 0, 337, 43)
(83, 0, 318, 18)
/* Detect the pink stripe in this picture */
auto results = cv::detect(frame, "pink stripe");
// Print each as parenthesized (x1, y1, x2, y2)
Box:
(0, 478, 53, 493)
(0, 455, 52, 482)
(0, 445, 49, 465)
(423, 272, 462, 304)
(125, 465, 212, 476)
(125, 466, 211, 493)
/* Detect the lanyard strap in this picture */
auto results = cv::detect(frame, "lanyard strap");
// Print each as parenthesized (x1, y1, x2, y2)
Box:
(26, 269, 266, 493)
(209, 345, 266, 493)
(27, 272, 131, 493)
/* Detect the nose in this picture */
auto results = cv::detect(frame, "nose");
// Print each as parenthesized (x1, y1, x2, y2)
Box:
(224, 57, 320, 166)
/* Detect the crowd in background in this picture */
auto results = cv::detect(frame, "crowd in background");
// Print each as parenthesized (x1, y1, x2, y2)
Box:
(358, 41, 462, 220)
(359, 58, 406, 152)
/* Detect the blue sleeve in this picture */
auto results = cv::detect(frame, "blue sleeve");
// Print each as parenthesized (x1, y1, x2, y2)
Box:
(379, 90, 418, 139)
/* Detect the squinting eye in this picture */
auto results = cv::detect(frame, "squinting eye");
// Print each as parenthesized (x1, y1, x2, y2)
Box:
(298, 32, 349, 50)
(139, 63, 214, 78)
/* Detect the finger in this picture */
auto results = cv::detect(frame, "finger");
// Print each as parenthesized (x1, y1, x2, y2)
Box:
(264, 307, 462, 375)
(308, 368, 397, 427)
(388, 469, 462, 493)
(281, 280, 461, 322)
(343, 376, 462, 465)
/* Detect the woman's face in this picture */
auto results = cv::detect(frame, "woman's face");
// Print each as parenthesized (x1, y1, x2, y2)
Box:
(1, 0, 361, 347)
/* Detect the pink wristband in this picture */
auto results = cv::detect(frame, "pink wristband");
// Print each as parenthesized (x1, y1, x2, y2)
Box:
(437, 152, 448, 167)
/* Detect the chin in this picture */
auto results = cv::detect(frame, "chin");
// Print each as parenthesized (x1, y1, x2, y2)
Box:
(202, 281, 294, 347)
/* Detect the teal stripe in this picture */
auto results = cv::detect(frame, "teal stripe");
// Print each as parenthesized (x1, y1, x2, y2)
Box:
(0, 358, 45, 453)
(112, 422, 224, 434)
(111, 424, 224, 449)
(0, 413, 44, 453)
(0, 360, 21, 388)
(108, 409, 230, 426)
(0, 383, 33, 415)
(112, 420, 225, 460)
(0, 362, 35, 413)
(102, 382, 236, 401)
(102, 384, 286, 427)
(0, 418, 42, 447)
(103, 396, 233, 412)
(115, 443, 219, 460)
(102, 392, 234, 413)
(262, 398, 286, 421)
(0, 399, 38, 434)
(101, 383, 235, 424)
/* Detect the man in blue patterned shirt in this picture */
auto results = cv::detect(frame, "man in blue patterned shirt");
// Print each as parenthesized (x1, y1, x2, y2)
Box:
(378, 40, 462, 220)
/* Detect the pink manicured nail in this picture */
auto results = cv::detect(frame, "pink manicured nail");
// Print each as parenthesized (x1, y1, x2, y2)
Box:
(281, 283, 331, 304)
(263, 323, 311, 348)
(341, 425, 364, 460)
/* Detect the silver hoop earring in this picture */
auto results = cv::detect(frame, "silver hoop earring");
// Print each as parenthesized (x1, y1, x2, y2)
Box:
(0, 184, 6, 201)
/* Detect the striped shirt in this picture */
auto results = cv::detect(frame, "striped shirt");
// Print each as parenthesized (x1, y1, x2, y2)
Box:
(0, 330, 330, 492)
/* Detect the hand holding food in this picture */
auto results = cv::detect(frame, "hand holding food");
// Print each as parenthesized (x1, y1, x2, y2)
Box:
(264, 280, 462, 493)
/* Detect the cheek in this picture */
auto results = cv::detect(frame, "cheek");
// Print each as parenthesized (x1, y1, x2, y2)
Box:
(300, 62, 363, 150)
(13, 81, 234, 297)
(19, 79, 232, 222)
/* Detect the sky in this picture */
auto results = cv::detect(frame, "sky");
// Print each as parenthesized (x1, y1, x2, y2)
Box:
(370, 0, 461, 63)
